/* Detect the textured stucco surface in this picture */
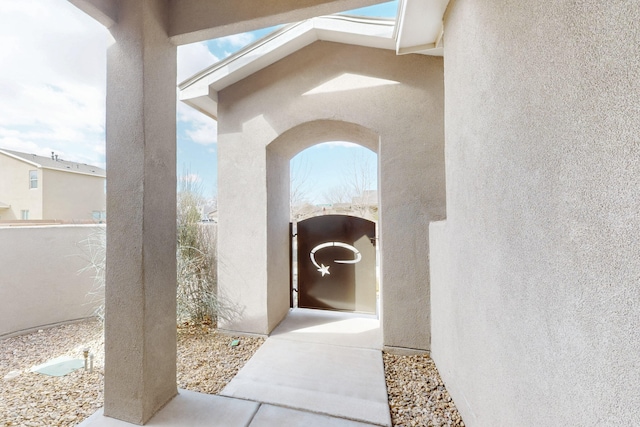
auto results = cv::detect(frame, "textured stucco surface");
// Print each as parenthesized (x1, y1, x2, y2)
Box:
(72, 0, 384, 45)
(103, 0, 177, 423)
(431, 1, 640, 425)
(168, 0, 384, 44)
(217, 41, 445, 350)
(42, 169, 105, 221)
(0, 225, 101, 337)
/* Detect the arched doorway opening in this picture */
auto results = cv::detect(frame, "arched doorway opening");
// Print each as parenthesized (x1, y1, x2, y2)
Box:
(290, 142, 378, 221)
(263, 120, 382, 321)
(288, 141, 379, 314)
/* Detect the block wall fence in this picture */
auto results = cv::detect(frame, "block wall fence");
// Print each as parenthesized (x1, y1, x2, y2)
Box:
(0, 225, 103, 337)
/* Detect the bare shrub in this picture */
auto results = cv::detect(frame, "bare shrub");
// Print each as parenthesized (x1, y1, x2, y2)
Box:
(78, 226, 106, 322)
(176, 181, 220, 324)
(80, 174, 226, 326)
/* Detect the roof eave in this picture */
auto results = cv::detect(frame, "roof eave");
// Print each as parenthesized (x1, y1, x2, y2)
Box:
(395, 0, 449, 57)
(178, 15, 396, 119)
(41, 166, 106, 178)
(0, 150, 42, 168)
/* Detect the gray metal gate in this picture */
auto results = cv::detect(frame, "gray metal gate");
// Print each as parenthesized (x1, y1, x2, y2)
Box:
(295, 215, 376, 314)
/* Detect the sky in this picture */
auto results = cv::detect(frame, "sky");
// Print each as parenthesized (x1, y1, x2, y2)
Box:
(0, 0, 398, 203)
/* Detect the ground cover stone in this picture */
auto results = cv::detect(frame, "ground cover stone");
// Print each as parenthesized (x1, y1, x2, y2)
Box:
(1, 320, 464, 426)
(383, 352, 465, 427)
(0, 320, 263, 427)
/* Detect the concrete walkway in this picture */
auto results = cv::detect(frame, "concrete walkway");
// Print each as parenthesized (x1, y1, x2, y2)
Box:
(80, 309, 391, 427)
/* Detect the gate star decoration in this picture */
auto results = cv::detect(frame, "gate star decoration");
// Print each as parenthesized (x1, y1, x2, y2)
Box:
(317, 263, 331, 276)
(309, 241, 362, 277)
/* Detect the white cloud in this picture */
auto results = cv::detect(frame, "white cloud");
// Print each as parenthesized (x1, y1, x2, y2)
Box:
(0, 0, 219, 175)
(177, 102, 218, 146)
(0, 0, 108, 167)
(215, 32, 256, 49)
(0, 134, 55, 157)
(187, 123, 218, 146)
(177, 42, 219, 83)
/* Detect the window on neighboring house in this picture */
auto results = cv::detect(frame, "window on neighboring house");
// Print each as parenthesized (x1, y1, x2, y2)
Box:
(29, 170, 38, 189)
(21, 210, 29, 220)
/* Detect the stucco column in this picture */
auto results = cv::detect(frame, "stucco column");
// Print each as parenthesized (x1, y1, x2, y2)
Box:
(104, 0, 177, 424)
(379, 104, 445, 353)
(217, 117, 290, 335)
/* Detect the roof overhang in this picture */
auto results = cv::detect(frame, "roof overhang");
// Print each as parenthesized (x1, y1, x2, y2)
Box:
(179, 15, 396, 120)
(395, 0, 449, 56)
(178, 2, 450, 120)
(0, 202, 10, 210)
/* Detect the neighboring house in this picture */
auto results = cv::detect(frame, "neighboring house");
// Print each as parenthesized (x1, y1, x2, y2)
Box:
(0, 149, 106, 222)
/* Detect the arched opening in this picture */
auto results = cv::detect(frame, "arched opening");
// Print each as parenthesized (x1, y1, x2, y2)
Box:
(288, 141, 379, 314)
(262, 120, 383, 323)
(213, 40, 445, 350)
(290, 142, 378, 221)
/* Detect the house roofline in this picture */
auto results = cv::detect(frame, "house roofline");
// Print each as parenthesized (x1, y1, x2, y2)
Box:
(0, 149, 42, 168)
(40, 166, 106, 178)
(0, 149, 106, 178)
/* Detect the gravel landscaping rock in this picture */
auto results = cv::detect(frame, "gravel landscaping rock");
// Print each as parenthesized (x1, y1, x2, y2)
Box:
(176, 323, 264, 395)
(0, 321, 104, 427)
(383, 352, 465, 427)
(0, 319, 263, 427)
(1, 320, 464, 427)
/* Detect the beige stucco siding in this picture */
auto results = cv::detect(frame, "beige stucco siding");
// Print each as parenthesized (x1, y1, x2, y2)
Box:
(0, 225, 102, 337)
(217, 41, 445, 349)
(431, 1, 640, 425)
(0, 154, 42, 220)
(42, 168, 106, 221)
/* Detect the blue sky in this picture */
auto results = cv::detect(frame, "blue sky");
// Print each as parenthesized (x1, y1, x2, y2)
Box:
(0, 0, 398, 203)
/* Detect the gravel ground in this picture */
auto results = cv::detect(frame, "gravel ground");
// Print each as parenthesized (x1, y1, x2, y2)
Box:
(384, 352, 464, 427)
(1, 320, 464, 427)
(0, 320, 264, 427)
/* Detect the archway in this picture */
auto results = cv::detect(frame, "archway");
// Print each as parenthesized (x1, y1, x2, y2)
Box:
(288, 139, 380, 314)
(214, 40, 445, 352)
(265, 120, 380, 309)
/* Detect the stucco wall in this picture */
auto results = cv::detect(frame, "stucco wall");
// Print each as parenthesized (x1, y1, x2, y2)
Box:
(0, 154, 43, 220)
(217, 41, 445, 349)
(431, 1, 640, 425)
(42, 169, 106, 222)
(0, 225, 103, 337)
